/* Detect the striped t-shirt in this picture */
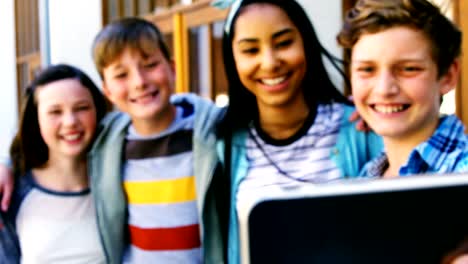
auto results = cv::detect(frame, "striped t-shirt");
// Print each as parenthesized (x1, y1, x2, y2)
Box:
(237, 103, 344, 207)
(122, 105, 202, 264)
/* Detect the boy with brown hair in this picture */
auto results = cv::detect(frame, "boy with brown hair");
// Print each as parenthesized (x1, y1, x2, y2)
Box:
(337, 0, 468, 177)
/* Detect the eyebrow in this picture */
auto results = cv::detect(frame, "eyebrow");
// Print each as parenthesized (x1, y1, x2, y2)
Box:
(351, 58, 428, 64)
(109, 64, 124, 71)
(236, 28, 294, 44)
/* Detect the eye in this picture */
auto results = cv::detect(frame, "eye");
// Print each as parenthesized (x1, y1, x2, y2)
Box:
(276, 39, 293, 49)
(144, 61, 159, 69)
(402, 66, 422, 72)
(241, 47, 259, 55)
(113, 72, 127, 79)
(360, 66, 374, 72)
(397, 65, 424, 77)
(75, 105, 91, 112)
(48, 109, 62, 115)
(355, 66, 375, 74)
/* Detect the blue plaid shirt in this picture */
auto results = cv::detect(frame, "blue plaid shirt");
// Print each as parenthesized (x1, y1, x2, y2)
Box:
(360, 115, 468, 177)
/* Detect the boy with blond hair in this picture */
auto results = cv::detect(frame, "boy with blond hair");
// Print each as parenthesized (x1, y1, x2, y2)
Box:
(87, 17, 226, 263)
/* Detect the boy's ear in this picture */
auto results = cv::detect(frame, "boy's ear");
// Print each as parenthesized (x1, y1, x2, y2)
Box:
(439, 59, 460, 95)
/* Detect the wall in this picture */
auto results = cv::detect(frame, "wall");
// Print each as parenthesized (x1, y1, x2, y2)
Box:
(296, 0, 344, 92)
(0, 0, 19, 161)
(48, 0, 103, 85)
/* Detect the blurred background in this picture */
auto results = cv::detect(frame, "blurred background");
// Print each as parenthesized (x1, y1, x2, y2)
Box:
(0, 0, 465, 158)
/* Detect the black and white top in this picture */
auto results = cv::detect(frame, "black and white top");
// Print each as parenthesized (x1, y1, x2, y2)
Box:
(237, 103, 344, 206)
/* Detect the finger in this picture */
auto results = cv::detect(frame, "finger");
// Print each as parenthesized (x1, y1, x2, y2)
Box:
(349, 111, 359, 122)
(1, 179, 13, 212)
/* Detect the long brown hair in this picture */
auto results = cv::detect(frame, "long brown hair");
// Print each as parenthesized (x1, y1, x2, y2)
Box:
(10, 64, 108, 177)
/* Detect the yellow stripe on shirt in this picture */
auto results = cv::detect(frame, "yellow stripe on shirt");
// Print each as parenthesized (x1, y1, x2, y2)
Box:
(124, 176, 196, 204)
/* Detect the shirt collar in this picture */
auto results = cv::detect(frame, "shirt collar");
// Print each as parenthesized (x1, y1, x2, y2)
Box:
(401, 115, 466, 174)
(362, 152, 388, 177)
(362, 115, 467, 177)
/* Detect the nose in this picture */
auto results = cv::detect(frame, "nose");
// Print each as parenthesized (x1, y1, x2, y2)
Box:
(63, 111, 78, 127)
(132, 68, 148, 90)
(260, 48, 280, 72)
(375, 70, 399, 96)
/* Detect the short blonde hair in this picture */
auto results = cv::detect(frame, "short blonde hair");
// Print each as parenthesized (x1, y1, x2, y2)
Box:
(92, 17, 171, 78)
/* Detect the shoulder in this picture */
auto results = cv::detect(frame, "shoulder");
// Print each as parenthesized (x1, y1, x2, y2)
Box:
(452, 142, 468, 172)
(172, 93, 226, 139)
(9, 171, 35, 218)
(340, 104, 357, 123)
(171, 93, 225, 120)
(99, 111, 131, 129)
(428, 115, 468, 172)
(358, 153, 387, 177)
(92, 111, 130, 150)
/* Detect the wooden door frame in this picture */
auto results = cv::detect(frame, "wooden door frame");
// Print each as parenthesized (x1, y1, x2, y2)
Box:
(456, 0, 468, 127)
(146, 0, 228, 96)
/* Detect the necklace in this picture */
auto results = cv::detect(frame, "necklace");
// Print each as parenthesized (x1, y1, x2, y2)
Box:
(248, 128, 313, 184)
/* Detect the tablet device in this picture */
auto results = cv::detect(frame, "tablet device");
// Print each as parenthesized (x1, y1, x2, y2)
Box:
(237, 174, 468, 264)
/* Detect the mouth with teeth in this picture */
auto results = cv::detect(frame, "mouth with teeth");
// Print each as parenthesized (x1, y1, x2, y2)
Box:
(257, 72, 291, 90)
(61, 132, 84, 143)
(260, 75, 287, 86)
(131, 90, 160, 104)
(371, 104, 410, 114)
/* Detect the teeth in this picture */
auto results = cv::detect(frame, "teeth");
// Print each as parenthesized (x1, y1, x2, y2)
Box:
(133, 91, 157, 103)
(261, 76, 286, 86)
(63, 134, 81, 141)
(374, 105, 405, 114)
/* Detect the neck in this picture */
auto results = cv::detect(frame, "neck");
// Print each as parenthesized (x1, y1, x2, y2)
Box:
(257, 99, 310, 140)
(33, 155, 88, 192)
(382, 144, 410, 178)
(132, 105, 176, 136)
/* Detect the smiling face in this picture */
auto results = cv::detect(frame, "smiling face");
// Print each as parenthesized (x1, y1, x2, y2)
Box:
(232, 3, 307, 114)
(102, 47, 176, 134)
(351, 26, 457, 145)
(36, 78, 97, 161)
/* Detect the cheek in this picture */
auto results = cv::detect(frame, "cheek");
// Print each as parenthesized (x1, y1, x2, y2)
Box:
(105, 83, 126, 104)
(233, 53, 253, 79)
(155, 68, 175, 86)
(351, 77, 370, 102)
(236, 62, 255, 86)
(405, 79, 438, 103)
(286, 49, 306, 68)
(37, 114, 56, 144)
(81, 112, 97, 133)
